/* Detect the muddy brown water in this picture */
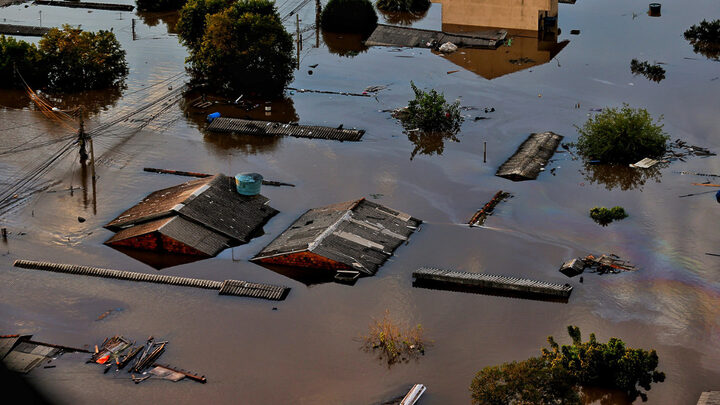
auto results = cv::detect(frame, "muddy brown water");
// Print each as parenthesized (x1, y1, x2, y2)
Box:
(1, 0, 720, 404)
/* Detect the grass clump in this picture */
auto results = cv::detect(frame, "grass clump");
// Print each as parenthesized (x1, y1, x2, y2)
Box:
(630, 59, 665, 82)
(321, 0, 378, 36)
(399, 81, 463, 133)
(376, 0, 429, 13)
(575, 104, 668, 164)
(363, 310, 429, 366)
(684, 19, 720, 60)
(590, 206, 628, 226)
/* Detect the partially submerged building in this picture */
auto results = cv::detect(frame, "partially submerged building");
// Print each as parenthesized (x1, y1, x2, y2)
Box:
(496, 131, 563, 181)
(252, 198, 421, 278)
(1, 334, 87, 373)
(105, 174, 278, 257)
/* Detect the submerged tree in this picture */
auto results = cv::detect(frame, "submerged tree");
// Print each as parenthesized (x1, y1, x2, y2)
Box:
(0, 26, 128, 91)
(575, 104, 668, 164)
(400, 82, 463, 133)
(684, 19, 720, 60)
(186, 0, 294, 97)
(177, 0, 235, 50)
(589, 206, 628, 226)
(470, 326, 665, 404)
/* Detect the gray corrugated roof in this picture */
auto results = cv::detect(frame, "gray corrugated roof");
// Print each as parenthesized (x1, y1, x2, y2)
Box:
(496, 132, 563, 181)
(365, 24, 506, 49)
(2, 342, 60, 374)
(253, 198, 421, 275)
(105, 174, 278, 256)
(207, 117, 365, 142)
(0, 336, 23, 358)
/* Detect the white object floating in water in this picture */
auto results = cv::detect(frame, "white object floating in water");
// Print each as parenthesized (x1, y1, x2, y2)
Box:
(629, 157, 660, 169)
(401, 384, 427, 405)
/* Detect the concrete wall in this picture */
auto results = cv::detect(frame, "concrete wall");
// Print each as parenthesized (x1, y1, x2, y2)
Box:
(432, 0, 558, 31)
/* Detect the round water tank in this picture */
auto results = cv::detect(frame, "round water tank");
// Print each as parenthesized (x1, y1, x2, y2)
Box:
(235, 173, 263, 196)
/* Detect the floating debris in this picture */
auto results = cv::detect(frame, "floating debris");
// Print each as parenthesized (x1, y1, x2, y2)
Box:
(629, 157, 661, 168)
(665, 139, 716, 160)
(468, 191, 512, 226)
(559, 254, 636, 277)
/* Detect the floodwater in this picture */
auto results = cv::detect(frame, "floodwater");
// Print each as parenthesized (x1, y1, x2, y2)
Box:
(1, 0, 719, 403)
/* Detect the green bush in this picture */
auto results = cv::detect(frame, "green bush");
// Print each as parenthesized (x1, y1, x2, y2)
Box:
(0, 26, 128, 91)
(376, 0, 429, 13)
(400, 81, 463, 133)
(684, 19, 720, 60)
(575, 104, 668, 164)
(136, 0, 187, 11)
(470, 326, 665, 404)
(321, 0, 378, 36)
(187, 0, 294, 97)
(589, 206, 628, 226)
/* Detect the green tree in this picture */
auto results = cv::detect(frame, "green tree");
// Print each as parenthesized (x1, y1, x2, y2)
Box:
(542, 326, 665, 402)
(188, 0, 294, 97)
(39, 25, 128, 91)
(0, 35, 46, 88)
(136, 0, 187, 11)
(575, 104, 668, 164)
(321, 0, 378, 36)
(176, 0, 234, 50)
(400, 82, 463, 133)
(470, 357, 580, 405)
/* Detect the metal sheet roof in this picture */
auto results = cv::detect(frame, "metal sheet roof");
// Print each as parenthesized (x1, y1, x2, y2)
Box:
(207, 117, 365, 142)
(365, 24, 506, 49)
(496, 131, 563, 181)
(253, 199, 421, 275)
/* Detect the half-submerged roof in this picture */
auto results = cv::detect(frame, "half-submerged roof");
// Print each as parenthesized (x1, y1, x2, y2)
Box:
(104, 174, 278, 257)
(252, 198, 421, 275)
(496, 131, 563, 181)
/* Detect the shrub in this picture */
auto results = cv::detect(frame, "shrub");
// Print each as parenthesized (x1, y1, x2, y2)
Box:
(321, 0, 378, 36)
(470, 326, 665, 404)
(589, 206, 628, 226)
(376, 0, 429, 13)
(136, 0, 187, 11)
(399, 81, 463, 133)
(684, 19, 720, 60)
(575, 104, 668, 164)
(630, 59, 665, 82)
(183, 0, 294, 98)
(363, 310, 428, 366)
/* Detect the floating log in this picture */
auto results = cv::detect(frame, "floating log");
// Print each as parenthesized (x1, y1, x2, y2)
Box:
(413, 267, 572, 300)
(13, 260, 290, 300)
(33, 0, 134, 11)
(469, 191, 511, 226)
(0, 23, 51, 37)
(496, 132, 563, 181)
(206, 117, 365, 142)
(365, 24, 505, 49)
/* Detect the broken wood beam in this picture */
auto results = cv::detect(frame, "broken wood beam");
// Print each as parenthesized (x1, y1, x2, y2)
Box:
(469, 190, 511, 226)
(143, 167, 295, 187)
(152, 363, 207, 383)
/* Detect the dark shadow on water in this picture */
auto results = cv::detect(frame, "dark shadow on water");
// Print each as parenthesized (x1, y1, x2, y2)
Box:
(412, 280, 570, 304)
(181, 91, 299, 155)
(136, 10, 180, 34)
(322, 30, 369, 58)
(108, 245, 207, 270)
(407, 130, 459, 160)
(581, 162, 664, 191)
(252, 262, 337, 286)
(378, 9, 428, 26)
(581, 386, 633, 405)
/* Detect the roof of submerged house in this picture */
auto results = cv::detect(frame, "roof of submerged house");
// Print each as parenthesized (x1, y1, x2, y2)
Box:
(104, 174, 278, 256)
(252, 198, 421, 275)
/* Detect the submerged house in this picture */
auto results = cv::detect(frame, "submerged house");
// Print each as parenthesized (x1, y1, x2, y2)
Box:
(251, 198, 421, 278)
(104, 174, 278, 257)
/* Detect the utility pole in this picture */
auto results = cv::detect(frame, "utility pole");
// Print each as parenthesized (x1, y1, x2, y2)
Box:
(78, 108, 88, 163)
(315, 0, 321, 48)
(132, 18, 136, 41)
(296, 14, 301, 70)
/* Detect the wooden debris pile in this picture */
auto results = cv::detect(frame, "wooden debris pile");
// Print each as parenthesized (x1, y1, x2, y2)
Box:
(468, 191, 512, 226)
(665, 139, 715, 161)
(560, 254, 636, 277)
(91, 335, 206, 384)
